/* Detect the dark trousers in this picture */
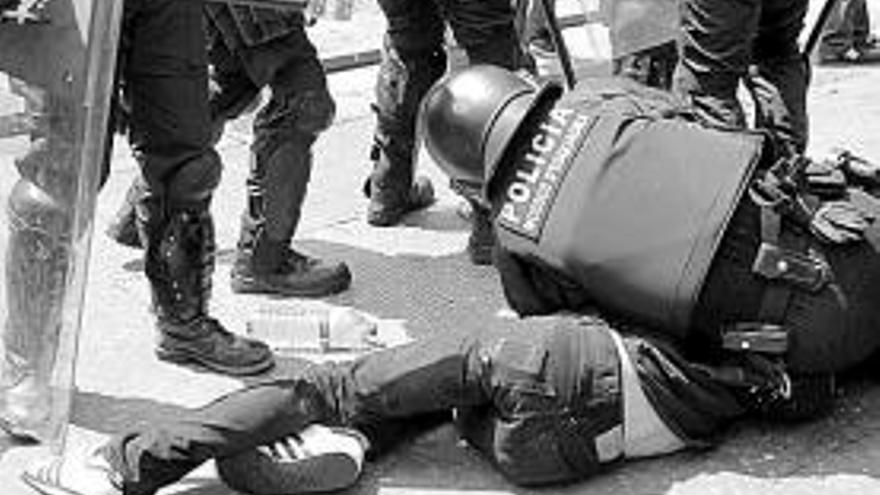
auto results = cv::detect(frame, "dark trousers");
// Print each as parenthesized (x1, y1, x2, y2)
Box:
(121, 0, 219, 203)
(673, 0, 810, 151)
(369, 0, 523, 194)
(378, 0, 519, 62)
(104, 318, 622, 494)
(206, 8, 334, 244)
(820, 0, 871, 56)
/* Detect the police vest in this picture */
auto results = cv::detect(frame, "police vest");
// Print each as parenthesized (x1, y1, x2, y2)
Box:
(490, 85, 766, 336)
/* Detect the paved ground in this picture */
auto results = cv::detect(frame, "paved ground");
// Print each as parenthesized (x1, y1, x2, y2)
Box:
(3, 1, 880, 494)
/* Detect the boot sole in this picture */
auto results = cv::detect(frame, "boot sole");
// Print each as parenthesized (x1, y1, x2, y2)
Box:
(217, 449, 360, 494)
(230, 272, 352, 298)
(366, 202, 435, 227)
(155, 348, 275, 376)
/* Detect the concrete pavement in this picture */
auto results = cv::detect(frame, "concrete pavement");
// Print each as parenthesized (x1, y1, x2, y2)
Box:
(4, 1, 880, 493)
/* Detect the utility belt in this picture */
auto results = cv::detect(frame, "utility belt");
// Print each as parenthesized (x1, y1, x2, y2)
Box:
(714, 150, 878, 404)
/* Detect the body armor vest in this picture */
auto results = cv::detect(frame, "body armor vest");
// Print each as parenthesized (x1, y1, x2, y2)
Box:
(491, 87, 767, 336)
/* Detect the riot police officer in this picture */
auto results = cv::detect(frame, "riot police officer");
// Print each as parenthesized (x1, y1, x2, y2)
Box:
(107, 3, 353, 298)
(420, 65, 880, 413)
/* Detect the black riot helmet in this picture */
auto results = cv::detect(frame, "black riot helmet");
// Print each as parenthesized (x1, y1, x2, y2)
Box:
(419, 65, 562, 193)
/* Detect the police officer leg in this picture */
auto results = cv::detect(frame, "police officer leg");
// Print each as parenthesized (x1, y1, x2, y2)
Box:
(753, 0, 810, 152)
(366, 0, 445, 227)
(136, 154, 273, 376)
(104, 6, 249, 252)
(447, 5, 524, 264)
(123, 0, 273, 376)
(202, 13, 351, 297)
(673, 0, 758, 131)
(231, 46, 351, 297)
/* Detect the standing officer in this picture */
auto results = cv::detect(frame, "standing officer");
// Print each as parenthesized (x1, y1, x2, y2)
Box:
(672, 0, 810, 152)
(421, 65, 880, 407)
(107, 4, 352, 298)
(116, 0, 275, 375)
(363, 0, 527, 264)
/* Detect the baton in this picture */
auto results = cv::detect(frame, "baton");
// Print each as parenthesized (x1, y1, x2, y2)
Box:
(803, 0, 841, 57)
(537, 0, 577, 89)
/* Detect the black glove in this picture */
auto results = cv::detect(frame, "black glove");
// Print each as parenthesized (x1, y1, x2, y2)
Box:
(810, 200, 875, 244)
(834, 148, 880, 189)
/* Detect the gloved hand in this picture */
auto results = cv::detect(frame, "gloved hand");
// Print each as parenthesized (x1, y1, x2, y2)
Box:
(810, 200, 875, 244)
(832, 148, 880, 188)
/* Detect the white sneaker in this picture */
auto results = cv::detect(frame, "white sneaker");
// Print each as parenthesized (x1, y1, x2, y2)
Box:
(217, 424, 369, 494)
(21, 446, 122, 495)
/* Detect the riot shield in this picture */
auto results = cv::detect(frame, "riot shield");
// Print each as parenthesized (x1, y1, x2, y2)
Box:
(0, 0, 122, 449)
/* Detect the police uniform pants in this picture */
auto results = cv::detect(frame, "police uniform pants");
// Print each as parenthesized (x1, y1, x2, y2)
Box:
(673, 0, 810, 151)
(206, 10, 335, 244)
(102, 318, 621, 494)
(121, 0, 218, 203)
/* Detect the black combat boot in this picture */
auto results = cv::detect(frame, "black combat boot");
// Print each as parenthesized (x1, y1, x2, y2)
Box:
(230, 220, 351, 298)
(142, 202, 274, 376)
(365, 41, 444, 227)
(230, 130, 352, 297)
(365, 143, 435, 227)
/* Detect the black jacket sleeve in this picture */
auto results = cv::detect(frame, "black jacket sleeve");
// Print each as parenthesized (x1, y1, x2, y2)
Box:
(493, 246, 595, 317)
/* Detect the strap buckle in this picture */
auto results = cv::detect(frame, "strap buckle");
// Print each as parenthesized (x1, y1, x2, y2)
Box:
(752, 242, 831, 293)
(721, 322, 789, 355)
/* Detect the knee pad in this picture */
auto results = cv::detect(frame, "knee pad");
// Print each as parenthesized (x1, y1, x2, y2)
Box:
(253, 89, 334, 157)
(290, 89, 336, 136)
(164, 149, 222, 206)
